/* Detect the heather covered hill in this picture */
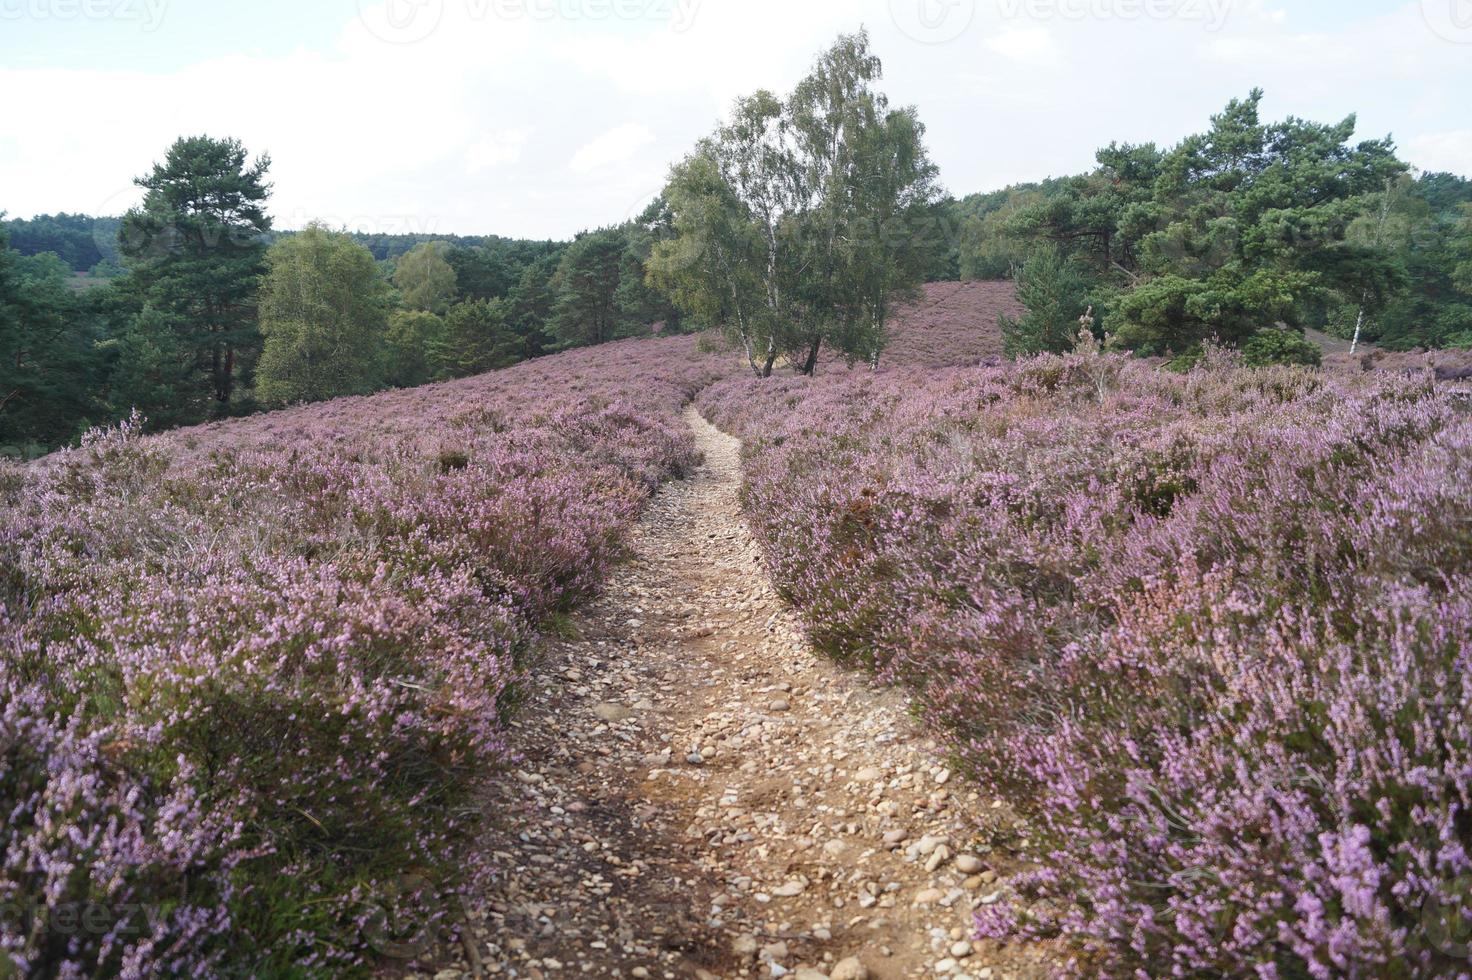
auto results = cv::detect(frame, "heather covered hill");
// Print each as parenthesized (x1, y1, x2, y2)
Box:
(700, 349, 1472, 976)
(877, 280, 1019, 368)
(0, 334, 734, 974)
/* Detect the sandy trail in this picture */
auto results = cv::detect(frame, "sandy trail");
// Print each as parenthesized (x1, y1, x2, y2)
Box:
(447, 408, 1049, 980)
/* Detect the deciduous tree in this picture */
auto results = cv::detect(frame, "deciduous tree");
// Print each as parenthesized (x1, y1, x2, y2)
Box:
(255, 224, 388, 406)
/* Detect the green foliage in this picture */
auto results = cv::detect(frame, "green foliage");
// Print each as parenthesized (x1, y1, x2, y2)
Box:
(548, 227, 633, 348)
(1330, 174, 1472, 350)
(1108, 268, 1318, 354)
(255, 224, 390, 406)
(1240, 328, 1323, 367)
(505, 255, 559, 357)
(120, 135, 272, 412)
(0, 230, 110, 451)
(447, 245, 514, 301)
(392, 240, 458, 314)
(2, 212, 121, 270)
(954, 183, 1057, 280)
(1009, 90, 1409, 356)
(651, 30, 940, 376)
(432, 298, 520, 378)
(383, 309, 445, 388)
(647, 149, 770, 367)
(999, 247, 1093, 357)
(616, 204, 685, 333)
(106, 306, 200, 429)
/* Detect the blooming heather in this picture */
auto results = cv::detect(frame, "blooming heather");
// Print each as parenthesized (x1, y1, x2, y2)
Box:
(701, 352, 1472, 977)
(0, 336, 730, 974)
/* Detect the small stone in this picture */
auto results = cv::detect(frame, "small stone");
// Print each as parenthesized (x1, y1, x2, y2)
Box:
(631, 970, 649, 979)
(593, 702, 633, 723)
(434, 972, 463, 980)
(769, 698, 791, 712)
(687, 752, 705, 765)
(854, 766, 883, 782)
(794, 970, 829, 980)
(916, 834, 947, 856)
(979, 890, 1003, 905)
(772, 880, 807, 897)
(760, 941, 790, 962)
(954, 854, 984, 874)
(934, 959, 957, 974)
(913, 888, 944, 906)
(830, 957, 869, 980)
(733, 935, 759, 959)
(949, 941, 972, 958)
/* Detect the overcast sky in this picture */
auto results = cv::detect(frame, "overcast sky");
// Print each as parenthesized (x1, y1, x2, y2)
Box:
(2, 0, 1469, 239)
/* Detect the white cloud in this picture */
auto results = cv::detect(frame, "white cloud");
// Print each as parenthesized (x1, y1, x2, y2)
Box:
(465, 130, 528, 173)
(985, 27, 1063, 68)
(568, 123, 656, 175)
(1404, 130, 1472, 177)
(1, 0, 1468, 237)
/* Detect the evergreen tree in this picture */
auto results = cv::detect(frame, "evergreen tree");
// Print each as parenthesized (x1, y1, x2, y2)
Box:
(1007, 91, 1408, 355)
(506, 255, 559, 358)
(384, 310, 445, 388)
(431, 299, 519, 378)
(0, 231, 108, 450)
(119, 135, 272, 414)
(999, 247, 1092, 357)
(547, 228, 630, 349)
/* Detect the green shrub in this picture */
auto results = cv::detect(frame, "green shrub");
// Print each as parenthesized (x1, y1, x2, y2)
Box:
(1241, 328, 1322, 367)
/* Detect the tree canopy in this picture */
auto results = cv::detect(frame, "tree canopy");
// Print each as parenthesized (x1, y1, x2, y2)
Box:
(256, 224, 390, 406)
(648, 29, 941, 376)
(119, 135, 273, 409)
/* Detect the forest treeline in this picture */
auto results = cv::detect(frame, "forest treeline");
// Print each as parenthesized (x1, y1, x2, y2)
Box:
(5, 37, 1471, 455)
(0, 164, 682, 455)
(952, 92, 1472, 361)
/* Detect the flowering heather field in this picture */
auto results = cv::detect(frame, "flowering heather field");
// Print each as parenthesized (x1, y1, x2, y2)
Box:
(875, 280, 1020, 368)
(0, 335, 728, 975)
(700, 352, 1472, 976)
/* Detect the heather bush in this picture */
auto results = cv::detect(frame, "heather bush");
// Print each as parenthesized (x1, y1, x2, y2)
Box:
(700, 352, 1472, 976)
(0, 335, 728, 974)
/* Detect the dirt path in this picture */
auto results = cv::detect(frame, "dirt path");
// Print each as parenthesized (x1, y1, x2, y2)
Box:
(440, 409, 1052, 980)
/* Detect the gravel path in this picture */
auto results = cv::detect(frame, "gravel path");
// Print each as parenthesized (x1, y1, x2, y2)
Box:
(438, 408, 1055, 980)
